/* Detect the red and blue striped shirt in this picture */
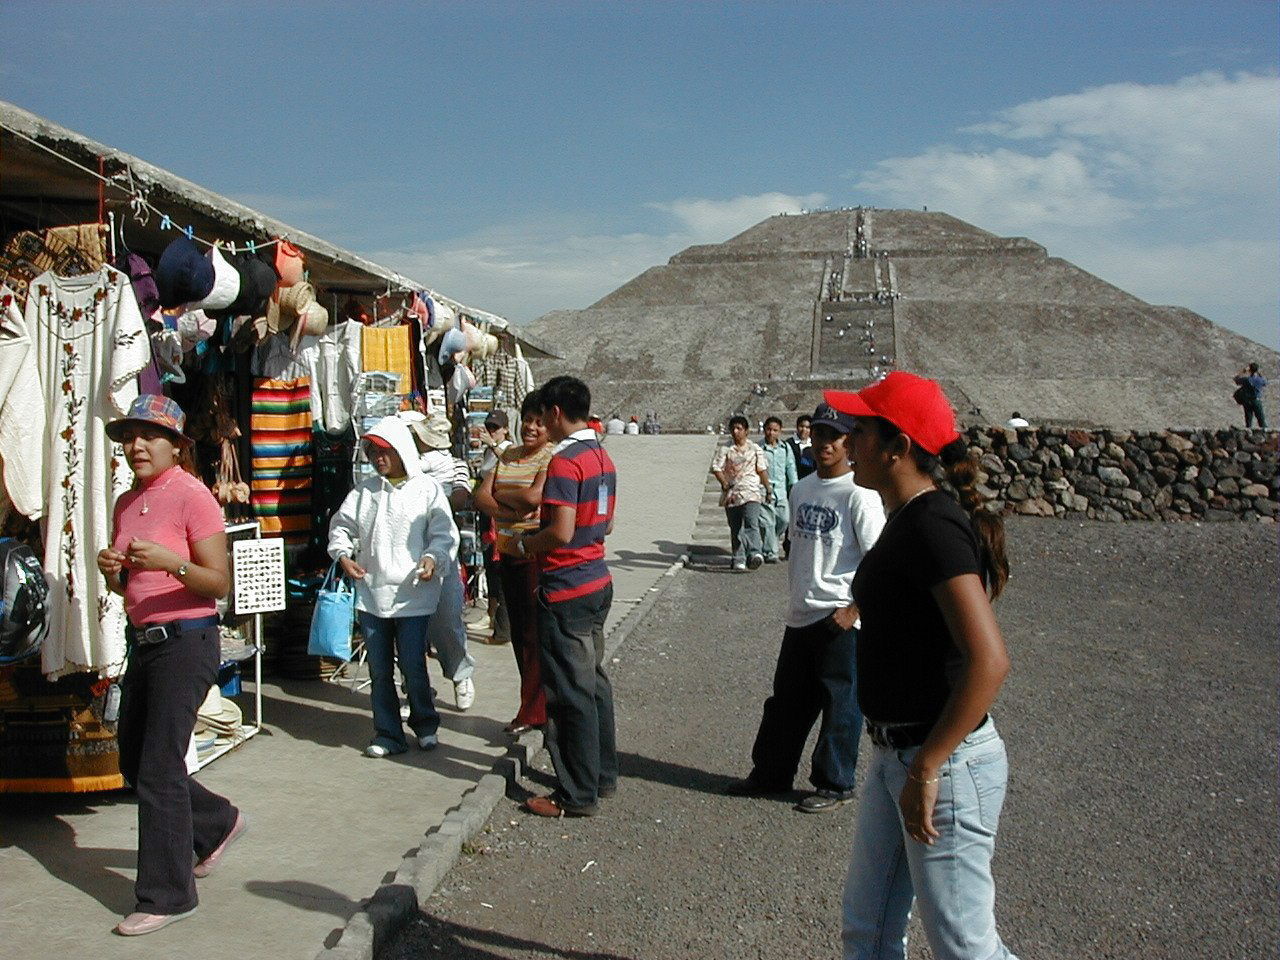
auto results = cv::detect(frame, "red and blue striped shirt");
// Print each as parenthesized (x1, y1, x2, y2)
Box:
(539, 433, 616, 603)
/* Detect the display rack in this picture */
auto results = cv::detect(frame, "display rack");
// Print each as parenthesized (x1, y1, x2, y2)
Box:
(195, 522, 282, 769)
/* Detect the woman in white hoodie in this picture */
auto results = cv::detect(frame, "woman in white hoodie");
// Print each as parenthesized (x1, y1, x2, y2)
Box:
(328, 416, 459, 757)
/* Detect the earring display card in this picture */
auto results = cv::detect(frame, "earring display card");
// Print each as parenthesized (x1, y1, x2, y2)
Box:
(232, 538, 287, 615)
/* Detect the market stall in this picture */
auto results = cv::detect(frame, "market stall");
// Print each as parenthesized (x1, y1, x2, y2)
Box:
(0, 99, 550, 792)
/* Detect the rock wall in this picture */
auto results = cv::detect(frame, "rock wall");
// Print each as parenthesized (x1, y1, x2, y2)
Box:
(964, 427, 1278, 522)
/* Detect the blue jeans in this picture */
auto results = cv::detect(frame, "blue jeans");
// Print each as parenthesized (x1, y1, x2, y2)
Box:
(359, 611, 439, 752)
(537, 584, 617, 809)
(749, 619, 861, 791)
(760, 497, 789, 560)
(426, 558, 475, 682)
(842, 718, 1019, 960)
(725, 501, 764, 565)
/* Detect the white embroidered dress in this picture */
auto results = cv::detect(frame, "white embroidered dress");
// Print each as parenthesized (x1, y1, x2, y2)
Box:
(25, 268, 151, 678)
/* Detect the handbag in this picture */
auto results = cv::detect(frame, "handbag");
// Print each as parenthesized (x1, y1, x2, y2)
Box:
(307, 560, 356, 659)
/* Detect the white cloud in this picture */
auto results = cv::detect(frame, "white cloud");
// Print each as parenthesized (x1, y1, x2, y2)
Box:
(369, 191, 827, 323)
(649, 192, 828, 241)
(855, 70, 1279, 345)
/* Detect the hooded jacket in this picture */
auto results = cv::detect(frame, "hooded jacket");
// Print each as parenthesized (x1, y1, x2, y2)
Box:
(327, 416, 459, 618)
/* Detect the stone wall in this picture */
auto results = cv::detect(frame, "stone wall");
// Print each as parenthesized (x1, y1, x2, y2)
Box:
(964, 426, 1279, 522)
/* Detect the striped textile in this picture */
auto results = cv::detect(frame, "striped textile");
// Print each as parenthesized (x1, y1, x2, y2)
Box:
(250, 377, 314, 545)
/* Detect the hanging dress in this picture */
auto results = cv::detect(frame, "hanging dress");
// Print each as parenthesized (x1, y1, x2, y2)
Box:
(26, 267, 150, 678)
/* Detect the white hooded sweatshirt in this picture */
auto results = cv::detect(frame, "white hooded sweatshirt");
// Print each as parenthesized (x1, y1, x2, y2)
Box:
(327, 416, 459, 618)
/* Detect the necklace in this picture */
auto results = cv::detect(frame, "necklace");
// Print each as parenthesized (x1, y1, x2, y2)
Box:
(139, 468, 180, 515)
(885, 485, 935, 525)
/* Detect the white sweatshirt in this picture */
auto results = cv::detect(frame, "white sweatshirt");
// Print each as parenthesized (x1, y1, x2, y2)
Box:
(786, 472, 885, 629)
(327, 416, 460, 618)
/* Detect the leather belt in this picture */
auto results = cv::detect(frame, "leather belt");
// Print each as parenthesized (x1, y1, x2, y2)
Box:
(128, 615, 219, 646)
(865, 720, 933, 750)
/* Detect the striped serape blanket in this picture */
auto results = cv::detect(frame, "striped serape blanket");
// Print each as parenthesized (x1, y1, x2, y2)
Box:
(250, 377, 314, 546)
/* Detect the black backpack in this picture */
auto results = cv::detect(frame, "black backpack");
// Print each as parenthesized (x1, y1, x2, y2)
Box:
(1233, 383, 1256, 405)
(0, 537, 49, 664)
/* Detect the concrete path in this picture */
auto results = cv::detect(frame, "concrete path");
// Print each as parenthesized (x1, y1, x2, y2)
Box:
(0, 433, 715, 960)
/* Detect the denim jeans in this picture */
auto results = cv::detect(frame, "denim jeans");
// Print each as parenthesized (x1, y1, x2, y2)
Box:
(359, 611, 439, 751)
(118, 626, 238, 914)
(749, 620, 861, 791)
(537, 583, 617, 809)
(725, 501, 764, 565)
(1243, 399, 1267, 429)
(760, 498, 789, 560)
(426, 558, 475, 682)
(842, 718, 1019, 960)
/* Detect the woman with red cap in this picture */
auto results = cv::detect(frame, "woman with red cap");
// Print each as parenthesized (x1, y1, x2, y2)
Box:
(828, 372, 1019, 960)
(97, 395, 244, 937)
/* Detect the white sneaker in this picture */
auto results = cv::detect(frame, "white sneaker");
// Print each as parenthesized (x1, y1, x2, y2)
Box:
(454, 677, 475, 711)
(364, 744, 390, 758)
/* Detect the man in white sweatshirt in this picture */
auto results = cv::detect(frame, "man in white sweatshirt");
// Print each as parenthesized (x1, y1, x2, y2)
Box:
(328, 416, 459, 757)
(724, 402, 885, 812)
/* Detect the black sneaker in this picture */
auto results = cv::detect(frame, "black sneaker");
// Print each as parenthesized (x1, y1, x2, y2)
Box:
(797, 788, 856, 813)
(722, 777, 789, 797)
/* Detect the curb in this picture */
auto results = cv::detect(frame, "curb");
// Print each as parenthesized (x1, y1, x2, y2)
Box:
(312, 556, 689, 959)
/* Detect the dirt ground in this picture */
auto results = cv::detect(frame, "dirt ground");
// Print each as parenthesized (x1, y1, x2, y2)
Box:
(383, 518, 1278, 960)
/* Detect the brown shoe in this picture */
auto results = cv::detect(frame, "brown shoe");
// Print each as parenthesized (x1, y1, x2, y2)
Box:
(523, 794, 597, 818)
(194, 811, 248, 878)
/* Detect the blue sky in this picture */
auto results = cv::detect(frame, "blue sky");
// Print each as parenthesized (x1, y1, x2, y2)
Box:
(2, 1, 1276, 346)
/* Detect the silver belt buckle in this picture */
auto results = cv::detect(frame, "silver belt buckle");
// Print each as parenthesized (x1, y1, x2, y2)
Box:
(142, 624, 170, 645)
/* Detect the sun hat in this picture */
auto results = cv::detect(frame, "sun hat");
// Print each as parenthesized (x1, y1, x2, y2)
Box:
(214, 253, 277, 319)
(191, 244, 241, 311)
(155, 237, 215, 309)
(408, 411, 452, 450)
(437, 327, 468, 366)
(266, 281, 316, 334)
(809, 401, 855, 435)
(105, 394, 193, 446)
(273, 239, 304, 287)
(824, 371, 959, 455)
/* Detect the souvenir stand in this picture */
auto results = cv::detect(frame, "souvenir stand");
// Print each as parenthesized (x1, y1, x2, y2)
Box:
(0, 99, 554, 791)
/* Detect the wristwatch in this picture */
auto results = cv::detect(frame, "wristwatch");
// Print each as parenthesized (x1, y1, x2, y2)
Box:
(174, 563, 189, 579)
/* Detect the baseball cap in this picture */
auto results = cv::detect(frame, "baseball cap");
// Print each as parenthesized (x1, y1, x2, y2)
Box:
(363, 433, 394, 450)
(809, 402, 855, 434)
(824, 372, 959, 455)
(484, 410, 509, 431)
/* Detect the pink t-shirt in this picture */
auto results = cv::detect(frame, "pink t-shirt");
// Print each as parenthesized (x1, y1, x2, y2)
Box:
(112, 466, 226, 625)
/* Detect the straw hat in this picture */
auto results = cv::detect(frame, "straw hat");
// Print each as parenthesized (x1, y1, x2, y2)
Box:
(266, 280, 315, 334)
(297, 299, 329, 337)
(478, 332, 500, 359)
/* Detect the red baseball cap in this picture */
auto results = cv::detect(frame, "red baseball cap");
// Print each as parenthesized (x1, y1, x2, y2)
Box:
(363, 433, 394, 450)
(824, 372, 959, 455)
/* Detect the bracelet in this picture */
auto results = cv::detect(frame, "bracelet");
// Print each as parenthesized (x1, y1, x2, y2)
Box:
(908, 772, 941, 785)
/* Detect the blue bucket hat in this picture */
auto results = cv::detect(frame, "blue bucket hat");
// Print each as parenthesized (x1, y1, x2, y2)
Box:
(155, 237, 215, 309)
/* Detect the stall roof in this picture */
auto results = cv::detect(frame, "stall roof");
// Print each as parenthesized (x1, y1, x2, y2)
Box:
(0, 99, 557, 358)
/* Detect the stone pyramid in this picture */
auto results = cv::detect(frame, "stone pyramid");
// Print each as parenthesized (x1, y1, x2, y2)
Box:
(523, 208, 1277, 431)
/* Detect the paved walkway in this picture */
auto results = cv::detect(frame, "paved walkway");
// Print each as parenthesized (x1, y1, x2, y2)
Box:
(0, 433, 715, 960)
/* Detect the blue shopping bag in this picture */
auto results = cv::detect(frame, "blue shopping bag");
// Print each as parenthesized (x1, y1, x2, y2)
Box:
(307, 560, 356, 659)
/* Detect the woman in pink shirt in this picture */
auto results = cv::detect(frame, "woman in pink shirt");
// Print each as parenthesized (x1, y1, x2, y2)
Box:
(96, 395, 244, 937)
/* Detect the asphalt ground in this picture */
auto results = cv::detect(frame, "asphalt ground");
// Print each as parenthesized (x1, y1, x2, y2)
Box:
(383, 518, 1278, 960)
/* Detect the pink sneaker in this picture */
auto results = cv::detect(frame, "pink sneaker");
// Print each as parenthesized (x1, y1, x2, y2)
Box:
(193, 811, 248, 878)
(114, 909, 196, 935)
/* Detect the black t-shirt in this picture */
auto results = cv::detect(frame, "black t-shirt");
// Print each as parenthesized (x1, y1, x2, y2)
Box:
(852, 489, 981, 724)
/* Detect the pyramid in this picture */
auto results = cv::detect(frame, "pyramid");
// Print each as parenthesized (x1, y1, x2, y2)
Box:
(523, 209, 1277, 430)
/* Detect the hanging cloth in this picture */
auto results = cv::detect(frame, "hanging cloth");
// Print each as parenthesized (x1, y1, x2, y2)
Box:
(0, 285, 46, 520)
(249, 377, 314, 546)
(359, 325, 414, 391)
(26, 266, 150, 678)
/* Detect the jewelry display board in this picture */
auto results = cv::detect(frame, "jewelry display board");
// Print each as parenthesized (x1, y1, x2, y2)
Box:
(231, 538, 287, 616)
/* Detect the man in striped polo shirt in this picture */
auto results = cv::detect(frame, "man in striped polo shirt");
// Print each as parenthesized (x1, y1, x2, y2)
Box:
(512, 376, 618, 818)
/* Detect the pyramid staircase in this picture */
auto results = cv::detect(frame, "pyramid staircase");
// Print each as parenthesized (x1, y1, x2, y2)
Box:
(688, 471, 732, 565)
